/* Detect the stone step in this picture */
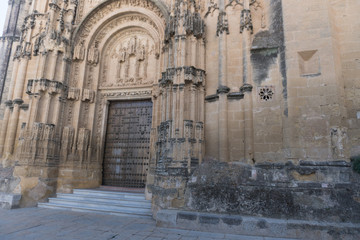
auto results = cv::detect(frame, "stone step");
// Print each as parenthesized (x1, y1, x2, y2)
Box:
(38, 202, 153, 219)
(56, 193, 151, 205)
(73, 189, 146, 200)
(48, 198, 152, 211)
(38, 189, 152, 219)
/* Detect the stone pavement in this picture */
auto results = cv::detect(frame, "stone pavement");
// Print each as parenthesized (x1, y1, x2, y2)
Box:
(0, 208, 295, 240)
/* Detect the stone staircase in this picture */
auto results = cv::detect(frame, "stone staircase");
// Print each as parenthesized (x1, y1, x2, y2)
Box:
(38, 189, 152, 218)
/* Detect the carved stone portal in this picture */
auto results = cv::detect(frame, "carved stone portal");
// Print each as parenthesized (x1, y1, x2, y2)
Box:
(100, 30, 158, 88)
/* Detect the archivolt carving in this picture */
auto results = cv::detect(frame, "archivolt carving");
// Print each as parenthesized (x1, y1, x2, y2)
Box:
(90, 14, 160, 45)
(71, 12, 162, 91)
(75, 0, 165, 40)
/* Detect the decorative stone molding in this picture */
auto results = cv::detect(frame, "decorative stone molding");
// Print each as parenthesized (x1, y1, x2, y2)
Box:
(100, 90, 152, 98)
(240, 9, 253, 34)
(67, 88, 80, 101)
(184, 67, 206, 85)
(75, 0, 165, 39)
(4, 100, 13, 107)
(205, 0, 219, 17)
(240, 83, 253, 93)
(18, 122, 59, 164)
(81, 89, 95, 103)
(258, 86, 274, 102)
(217, 85, 231, 94)
(160, 67, 205, 86)
(12, 98, 24, 105)
(165, 0, 205, 42)
(19, 104, 29, 110)
(216, 11, 229, 36)
(227, 92, 245, 100)
(225, 0, 243, 9)
(205, 94, 219, 102)
(26, 79, 66, 95)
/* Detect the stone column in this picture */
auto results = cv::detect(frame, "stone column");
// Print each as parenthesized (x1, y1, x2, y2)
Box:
(0, 59, 19, 156)
(0, 0, 23, 101)
(4, 99, 23, 155)
(241, 0, 255, 163)
(0, 101, 12, 158)
(217, 0, 230, 162)
(4, 57, 29, 155)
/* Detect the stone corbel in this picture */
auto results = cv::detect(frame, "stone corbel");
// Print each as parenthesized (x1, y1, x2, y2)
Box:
(39, 78, 49, 92)
(4, 100, 13, 108)
(205, 94, 219, 102)
(227, 92, 245, 100)
(240, 83, 253, 93)
(12, 98, 24, 106)
(217, 85, 231, 94)
(67, 88, 80, 101)
(48, 81, 63, 94)
(81, 89, 95, 103)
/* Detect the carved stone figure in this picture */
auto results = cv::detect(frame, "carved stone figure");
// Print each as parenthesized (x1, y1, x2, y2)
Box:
(87, 41, 99, 65)
(73, 40, 85, 61)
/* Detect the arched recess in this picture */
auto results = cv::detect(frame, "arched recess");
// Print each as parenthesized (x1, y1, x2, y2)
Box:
(57, 0, 168, 191)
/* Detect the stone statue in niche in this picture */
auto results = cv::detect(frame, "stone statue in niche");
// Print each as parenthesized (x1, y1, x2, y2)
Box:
(119, 47, 127, 62)
(136, 44, 146, 61)
(128, 36, 137, 55)
(87, 41, 99, 65)
(74, 40, 85, 61)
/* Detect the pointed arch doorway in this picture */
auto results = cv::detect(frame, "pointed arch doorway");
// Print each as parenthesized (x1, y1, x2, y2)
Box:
(102, 99, 153, 188)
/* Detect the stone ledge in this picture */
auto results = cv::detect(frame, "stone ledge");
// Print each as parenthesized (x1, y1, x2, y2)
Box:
(156, 210, 360, 239)
(0, 193, 21, 209)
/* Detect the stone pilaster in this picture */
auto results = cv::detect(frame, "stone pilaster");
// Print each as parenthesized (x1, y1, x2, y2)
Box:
(149, 0, 206, 211)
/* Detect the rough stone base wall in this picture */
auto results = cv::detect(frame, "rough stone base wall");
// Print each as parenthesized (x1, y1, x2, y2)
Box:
(157, 210, 360, 240)
(184, 161, 360, 223)
(0, 165, 20, 208)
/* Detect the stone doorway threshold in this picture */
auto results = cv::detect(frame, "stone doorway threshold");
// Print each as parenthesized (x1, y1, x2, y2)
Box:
(98, 185, 145, 193)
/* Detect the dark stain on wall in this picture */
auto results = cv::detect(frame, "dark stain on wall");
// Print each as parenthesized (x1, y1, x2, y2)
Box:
(251, 0, 288, 116)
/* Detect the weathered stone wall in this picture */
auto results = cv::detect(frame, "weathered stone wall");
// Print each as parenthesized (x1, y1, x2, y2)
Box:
(185, 160, 360, 223)
(0, 165, 20, 209)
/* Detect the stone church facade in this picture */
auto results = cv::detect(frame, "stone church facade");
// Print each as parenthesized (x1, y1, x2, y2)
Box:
(0, 0, 359, 224)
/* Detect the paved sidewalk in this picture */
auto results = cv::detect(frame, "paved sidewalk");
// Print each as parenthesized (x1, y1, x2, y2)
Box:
(0, 208, 294, 240)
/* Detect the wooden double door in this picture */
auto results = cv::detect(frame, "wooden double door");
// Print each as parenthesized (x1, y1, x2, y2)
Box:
(102, 100, 152, 188)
